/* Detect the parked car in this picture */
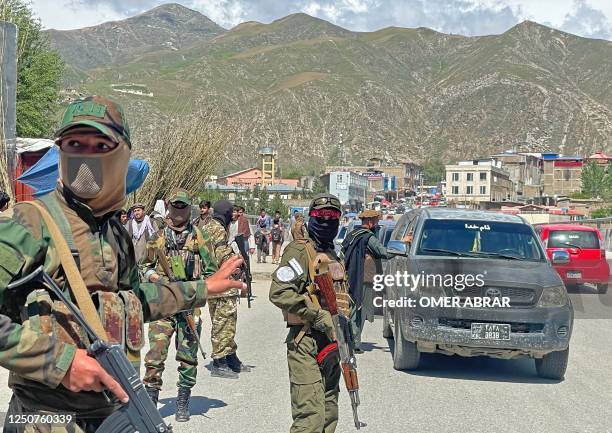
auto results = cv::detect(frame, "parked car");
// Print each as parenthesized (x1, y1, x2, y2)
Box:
(383, 208, 573, 379)
(536, 224, 609, 294)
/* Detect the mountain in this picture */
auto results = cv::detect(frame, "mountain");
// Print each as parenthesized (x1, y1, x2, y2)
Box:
(46, 4, 225, 82)
(45, 8, 612, 173)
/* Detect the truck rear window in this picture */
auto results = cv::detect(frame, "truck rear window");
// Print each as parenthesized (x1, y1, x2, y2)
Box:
(548, 230, 600, 249)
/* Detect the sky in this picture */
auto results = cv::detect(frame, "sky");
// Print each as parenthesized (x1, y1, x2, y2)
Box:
(30, 0, 612, 40)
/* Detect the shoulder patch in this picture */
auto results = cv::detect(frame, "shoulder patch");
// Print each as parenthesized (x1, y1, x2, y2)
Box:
(276, 266, 297, 282)
(288, 258, 304, 276)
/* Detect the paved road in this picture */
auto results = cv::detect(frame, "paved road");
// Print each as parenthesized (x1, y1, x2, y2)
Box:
(0, 260, 611, 433)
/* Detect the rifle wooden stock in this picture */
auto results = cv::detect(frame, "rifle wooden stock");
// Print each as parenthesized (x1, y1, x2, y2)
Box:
(342, 362, 359, 391)
(314, 273, 338, 316)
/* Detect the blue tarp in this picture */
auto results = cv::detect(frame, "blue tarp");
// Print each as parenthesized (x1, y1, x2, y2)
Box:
(17, 146, 149, 196)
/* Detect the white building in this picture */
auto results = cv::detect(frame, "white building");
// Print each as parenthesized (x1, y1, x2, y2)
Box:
(445, 159, 515, 204)
(320, 171, 368, 211)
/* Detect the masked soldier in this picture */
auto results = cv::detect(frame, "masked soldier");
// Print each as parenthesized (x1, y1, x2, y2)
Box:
(269, 194, 348, 433)
(203, 200, 250, 378)
(0, 96, 244, 433)
(142, 188, 216, 422)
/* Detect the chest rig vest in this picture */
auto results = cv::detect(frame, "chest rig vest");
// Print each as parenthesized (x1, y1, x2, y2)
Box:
(162, 225, 202, 281)
(284, 239, 352, 326)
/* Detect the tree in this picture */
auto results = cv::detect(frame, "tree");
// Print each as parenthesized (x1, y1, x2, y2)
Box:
(136, 107, 235, 209)
(257, 187, 269, 212)
(591, 206, 612, 218)
(422, 158, 445, 183)
(0, 0, 64, 137)
(580, 162, 612, 199)
(270, 194, 288, 217)
(311, 177, 327, 195)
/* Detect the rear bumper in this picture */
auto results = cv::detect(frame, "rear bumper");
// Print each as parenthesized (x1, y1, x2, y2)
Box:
(398, 304, 573, 356)
(554, 262, 610, 285)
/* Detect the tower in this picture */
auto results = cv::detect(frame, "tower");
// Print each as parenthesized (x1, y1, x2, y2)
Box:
(259, 146, 277, 187)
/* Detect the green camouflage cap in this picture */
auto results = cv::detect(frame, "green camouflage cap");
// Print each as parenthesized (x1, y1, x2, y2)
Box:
(55, 96, 131, 147)
(168, 188, 192, 204)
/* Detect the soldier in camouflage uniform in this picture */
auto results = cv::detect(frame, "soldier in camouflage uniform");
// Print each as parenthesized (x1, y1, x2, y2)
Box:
(203, 200, 250, 378)
(269, 194, 346, 433)
(142, 188, 217, 422)
(0, 96, 244, 433)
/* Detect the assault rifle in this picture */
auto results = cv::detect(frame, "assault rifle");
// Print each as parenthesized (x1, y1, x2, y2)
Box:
(234, 234, 252, 308)
(8, 266, 172, 433)
(314, 272, 362, 430)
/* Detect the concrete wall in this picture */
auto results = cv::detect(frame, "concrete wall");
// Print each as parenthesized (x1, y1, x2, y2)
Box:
(0, 21, 18, 195)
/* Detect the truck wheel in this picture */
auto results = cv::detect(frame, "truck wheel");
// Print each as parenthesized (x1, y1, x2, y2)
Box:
(393, 315, 420, 371)
(597, 283, 608, 294)
(535, 348, 569, 380)
(382, 304, 393, 339)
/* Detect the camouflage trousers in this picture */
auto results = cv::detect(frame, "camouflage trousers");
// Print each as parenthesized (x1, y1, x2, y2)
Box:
(4, 395, 101, 433)
(143, 312, 202, 390)
(208, 297, 238, 359)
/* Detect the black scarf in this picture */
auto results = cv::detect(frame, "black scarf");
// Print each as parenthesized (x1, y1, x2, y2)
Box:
(341, 227, 374, 307)
(213, 200, 233, 230)
(307, 217, 339, 251)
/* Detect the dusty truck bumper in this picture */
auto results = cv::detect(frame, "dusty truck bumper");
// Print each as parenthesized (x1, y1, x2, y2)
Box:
(398, 304, 573, 358)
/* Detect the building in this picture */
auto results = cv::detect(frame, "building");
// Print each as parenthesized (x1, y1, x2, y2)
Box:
(217, 167, 299, 189)
(541, 154, 583, 197)
(445, 159, 515, 205)
(492, 151, 542, 199)
(320, 171, 367, 211)
(325, 157, 422, 197)
(586, 151, 612, 166)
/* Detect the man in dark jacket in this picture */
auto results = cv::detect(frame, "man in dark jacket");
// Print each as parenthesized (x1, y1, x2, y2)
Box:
(341, 209, 392, 353)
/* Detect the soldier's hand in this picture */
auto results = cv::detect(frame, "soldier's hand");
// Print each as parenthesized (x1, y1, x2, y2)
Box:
(61, 349, 129, 403)
(313, 309, 335, 341)
(206, 256, 247, 294)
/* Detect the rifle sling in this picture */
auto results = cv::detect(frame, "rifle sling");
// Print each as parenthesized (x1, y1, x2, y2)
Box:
(294, 240, 324, 346)
(22, 201, 108, 341)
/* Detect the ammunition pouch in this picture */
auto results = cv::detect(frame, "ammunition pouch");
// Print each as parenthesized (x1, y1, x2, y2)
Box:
(24, 288, 145, 368)
(170, 255, 187, 281)
(283, 310, 306, 326)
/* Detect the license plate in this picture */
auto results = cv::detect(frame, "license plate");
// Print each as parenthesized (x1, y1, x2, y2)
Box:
(566, 271, 581, 279)
(470, 323, 511, 340)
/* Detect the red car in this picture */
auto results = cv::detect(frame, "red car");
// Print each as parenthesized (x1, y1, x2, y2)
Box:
(537, 224, 610, 294)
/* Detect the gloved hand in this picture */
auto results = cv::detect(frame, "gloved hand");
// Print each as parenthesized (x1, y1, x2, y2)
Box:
(313, 309, 335, 341)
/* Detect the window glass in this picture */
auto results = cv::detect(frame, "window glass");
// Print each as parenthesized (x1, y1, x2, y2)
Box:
(548, 230, 599, 249)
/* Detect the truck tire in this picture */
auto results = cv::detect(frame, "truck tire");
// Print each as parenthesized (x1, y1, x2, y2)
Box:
(382, 304, 393, 339)
(597, 283, 608, 294)
(535, 348, 569, 380)
(393, 315, 420, 371)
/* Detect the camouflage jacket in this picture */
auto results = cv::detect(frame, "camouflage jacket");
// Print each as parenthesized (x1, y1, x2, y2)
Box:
(0, 187, 209, 416)
(201, 218, 237, 298)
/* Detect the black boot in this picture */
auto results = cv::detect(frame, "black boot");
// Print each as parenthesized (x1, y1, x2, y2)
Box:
(175, 387, 191, 422)
(226, 352, 251, 373)
(146, 387, 159, 406)
(210, 357, 239, 379)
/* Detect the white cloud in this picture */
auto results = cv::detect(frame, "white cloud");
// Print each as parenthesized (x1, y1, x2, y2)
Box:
(28, 0, 612, 40)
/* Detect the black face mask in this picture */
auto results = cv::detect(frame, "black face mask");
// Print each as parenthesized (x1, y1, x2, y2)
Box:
(213, 200, 233, 230)
(307, 217, 340, 250)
